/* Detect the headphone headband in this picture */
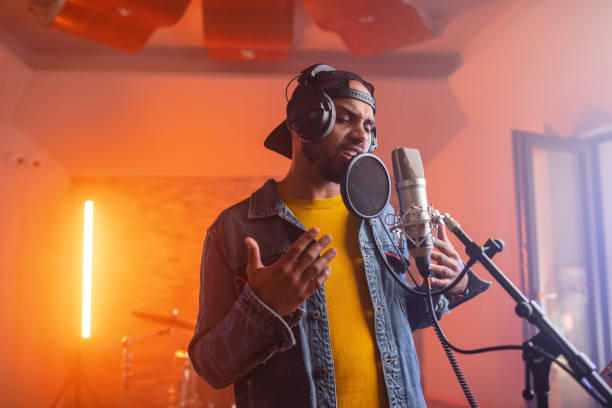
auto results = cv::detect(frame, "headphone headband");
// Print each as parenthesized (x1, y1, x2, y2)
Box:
(298, 64, 336, 86)
(295, 64, 376, 113)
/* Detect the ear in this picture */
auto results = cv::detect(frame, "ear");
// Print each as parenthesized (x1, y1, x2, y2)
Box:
(288, 128, 301, 159)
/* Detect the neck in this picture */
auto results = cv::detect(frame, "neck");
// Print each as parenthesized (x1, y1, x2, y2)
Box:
(277, 162, 340, 199)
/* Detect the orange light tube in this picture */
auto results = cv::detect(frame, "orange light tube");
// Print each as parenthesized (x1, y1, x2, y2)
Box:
(82, 200, 94, 339)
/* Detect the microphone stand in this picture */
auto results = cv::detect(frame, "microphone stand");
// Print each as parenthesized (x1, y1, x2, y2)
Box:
(443, 213, 612, 408)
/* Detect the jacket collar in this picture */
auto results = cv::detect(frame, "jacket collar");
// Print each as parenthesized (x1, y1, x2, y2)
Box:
(248, 179, 287, 220)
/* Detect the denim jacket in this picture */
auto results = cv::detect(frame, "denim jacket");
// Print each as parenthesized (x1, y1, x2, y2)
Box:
(188, 179, 490, 408)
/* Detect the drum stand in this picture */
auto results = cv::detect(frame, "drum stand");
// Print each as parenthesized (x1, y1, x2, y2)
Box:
(173, 349, 203, 408)
(121, 327, 173, 408)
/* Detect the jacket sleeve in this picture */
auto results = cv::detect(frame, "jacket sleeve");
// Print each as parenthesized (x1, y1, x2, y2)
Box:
(188, 224, 302, 388)
(404, 269, 491, 330)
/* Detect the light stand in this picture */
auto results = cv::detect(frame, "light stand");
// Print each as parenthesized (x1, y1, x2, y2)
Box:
(50, 200, 103, 407)
(443, 213, 612, 407)
(50, 341, 103, 408)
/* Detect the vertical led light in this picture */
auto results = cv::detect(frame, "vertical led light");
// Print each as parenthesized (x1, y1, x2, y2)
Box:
(82, 200, 94, 339)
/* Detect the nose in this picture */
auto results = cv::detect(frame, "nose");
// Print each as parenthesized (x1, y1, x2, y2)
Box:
(349, 121, 371, 150)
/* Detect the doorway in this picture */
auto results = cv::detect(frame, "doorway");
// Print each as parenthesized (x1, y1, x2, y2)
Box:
(513, 129, 612, 407)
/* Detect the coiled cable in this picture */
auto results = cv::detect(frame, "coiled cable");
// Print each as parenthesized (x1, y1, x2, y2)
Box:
(424, 277, 480, 408)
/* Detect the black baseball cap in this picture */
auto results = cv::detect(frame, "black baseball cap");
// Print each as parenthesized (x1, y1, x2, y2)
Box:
(264, 64, 376, 159)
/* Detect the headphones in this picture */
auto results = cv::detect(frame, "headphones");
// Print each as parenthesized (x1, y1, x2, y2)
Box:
(286, 64, 378, 153)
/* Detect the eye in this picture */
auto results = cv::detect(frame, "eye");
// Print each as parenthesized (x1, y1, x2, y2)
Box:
(336, 116, 350, 124)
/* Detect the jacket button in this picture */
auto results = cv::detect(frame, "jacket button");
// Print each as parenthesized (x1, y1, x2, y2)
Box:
(314, 367, 327, 379)
(309, 309, 321, 320)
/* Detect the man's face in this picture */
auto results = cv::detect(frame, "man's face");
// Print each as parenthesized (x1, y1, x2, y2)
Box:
(299, 80, 376, 183)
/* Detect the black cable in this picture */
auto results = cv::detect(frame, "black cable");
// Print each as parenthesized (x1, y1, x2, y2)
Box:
(372, 217, 526, 353)
(368, 219, 431, 296)
(284, 73, 301, 102)
(376, 216, 470, 297)
(427, 311, 523, 355)
(522, 344, 607, 405)
(368, 218, 479, 406)
(423, 283, 605, 406)
(424, 277, 480, 408)
(525, 343, 574, 378)
(420, 263, 606, 406)
(524, 342, 608, 406)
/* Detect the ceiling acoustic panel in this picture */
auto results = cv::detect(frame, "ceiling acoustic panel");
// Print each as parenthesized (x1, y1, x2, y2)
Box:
(202, 0, 293, 61)
(303, 0, 435, 57)
(28, 0, 191, 52)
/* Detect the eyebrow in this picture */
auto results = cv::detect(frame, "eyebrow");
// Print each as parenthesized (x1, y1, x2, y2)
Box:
(336, 106, 376, 126)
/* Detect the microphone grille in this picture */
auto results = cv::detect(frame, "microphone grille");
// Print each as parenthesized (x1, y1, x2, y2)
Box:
(391, 147, 424, 181)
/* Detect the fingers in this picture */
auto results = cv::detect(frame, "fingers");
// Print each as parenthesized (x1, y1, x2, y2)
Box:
(302, 247, 337, 281)
(305, 265, 332, 293)
(430, 267, 469, 295)
(283, 227, 320, 264)
(438, 223, 449, 242)
(245, 237, 263, 271)
(433, 234, 461, 261)
(430, 250, 454, 268)
(429, 275, 449, 289)
(431, 263, 455, 280)
(294, 234, 333, 273)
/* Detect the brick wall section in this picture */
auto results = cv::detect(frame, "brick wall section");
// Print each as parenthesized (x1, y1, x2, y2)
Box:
(71, 176, 269, 408)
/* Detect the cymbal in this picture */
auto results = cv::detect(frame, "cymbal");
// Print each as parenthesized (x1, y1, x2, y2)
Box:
(131, 311, 195, 331)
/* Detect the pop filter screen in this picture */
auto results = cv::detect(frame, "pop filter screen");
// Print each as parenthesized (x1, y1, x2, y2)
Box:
(340, 153, 391, 219)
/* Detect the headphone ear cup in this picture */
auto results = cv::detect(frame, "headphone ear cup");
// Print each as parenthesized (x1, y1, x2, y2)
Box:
(287, 88, 336, 143)
(368, 128, 378, 153)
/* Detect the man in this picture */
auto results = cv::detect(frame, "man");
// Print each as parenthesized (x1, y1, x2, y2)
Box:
(188, 64, 489, 407)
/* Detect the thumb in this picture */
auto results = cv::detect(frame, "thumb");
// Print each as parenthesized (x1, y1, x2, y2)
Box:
(245, 237, 263, 272)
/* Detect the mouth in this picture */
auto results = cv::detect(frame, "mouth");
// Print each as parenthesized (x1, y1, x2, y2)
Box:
(340, 148, 364, 160)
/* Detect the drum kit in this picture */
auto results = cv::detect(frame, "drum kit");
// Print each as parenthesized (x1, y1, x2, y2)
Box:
(117, 309, 234, 408)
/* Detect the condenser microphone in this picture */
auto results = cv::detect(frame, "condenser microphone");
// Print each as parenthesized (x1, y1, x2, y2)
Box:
(391, 147, 434, 276)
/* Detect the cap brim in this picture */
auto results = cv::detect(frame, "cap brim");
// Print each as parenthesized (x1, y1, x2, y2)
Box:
(264, 120, 292, 159)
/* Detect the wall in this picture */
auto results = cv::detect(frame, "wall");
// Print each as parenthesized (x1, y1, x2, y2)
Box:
(0, 45, 71, 407)
(11, 72, 466, 178)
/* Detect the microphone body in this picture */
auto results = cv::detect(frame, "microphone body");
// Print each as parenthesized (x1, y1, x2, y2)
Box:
(391, 147, 434, 276)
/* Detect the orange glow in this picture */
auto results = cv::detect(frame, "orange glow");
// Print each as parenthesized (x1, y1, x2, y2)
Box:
(82, 200, 94, 339)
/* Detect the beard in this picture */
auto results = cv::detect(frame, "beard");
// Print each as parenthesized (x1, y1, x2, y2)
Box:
(301, 141, 352, 183)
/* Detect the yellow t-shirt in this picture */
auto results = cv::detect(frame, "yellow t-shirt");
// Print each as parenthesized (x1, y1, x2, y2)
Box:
(280, 193, 387, 408)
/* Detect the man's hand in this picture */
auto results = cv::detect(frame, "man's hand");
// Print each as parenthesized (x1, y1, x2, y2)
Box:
(245, 227, 336, 317)
(429, 223, 468, 295)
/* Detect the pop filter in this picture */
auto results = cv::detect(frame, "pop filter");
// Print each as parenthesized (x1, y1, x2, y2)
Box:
(340, 153, 391, 219)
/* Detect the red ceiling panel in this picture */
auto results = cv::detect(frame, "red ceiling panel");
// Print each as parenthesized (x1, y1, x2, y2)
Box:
(202, 0, 293, 61)
(29, 0, 191, 52)
(303, 0, 434, 57)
